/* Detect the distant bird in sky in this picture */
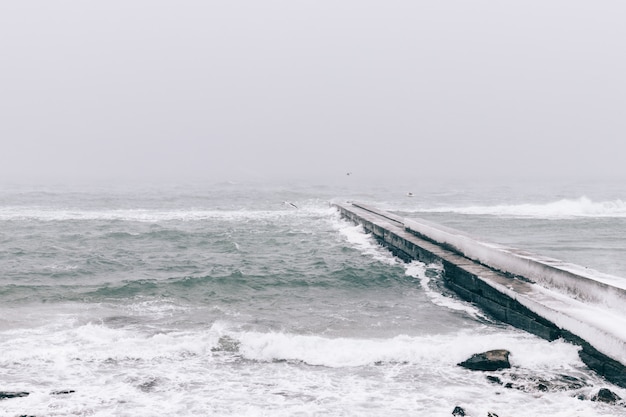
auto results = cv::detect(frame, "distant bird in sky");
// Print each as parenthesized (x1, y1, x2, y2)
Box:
(406, 192, 414, 197)
(346, 172, 352, 176)
(283, 201, 298, 209)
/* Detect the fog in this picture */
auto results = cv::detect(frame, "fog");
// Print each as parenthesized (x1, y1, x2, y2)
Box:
(1, 1, 625, 185)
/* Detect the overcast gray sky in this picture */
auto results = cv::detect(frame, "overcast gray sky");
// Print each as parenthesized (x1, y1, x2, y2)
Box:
(1, 1, 625, 184)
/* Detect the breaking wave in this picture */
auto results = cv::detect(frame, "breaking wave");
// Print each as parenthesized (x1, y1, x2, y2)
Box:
(416, 197, 626, 219)
(0, 205, 335, 222)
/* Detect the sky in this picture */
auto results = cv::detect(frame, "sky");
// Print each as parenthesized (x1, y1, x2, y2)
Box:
(1, 1, 625, 185)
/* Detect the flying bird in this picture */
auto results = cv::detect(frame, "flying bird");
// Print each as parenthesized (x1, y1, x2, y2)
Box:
(283, 201, 298, 209)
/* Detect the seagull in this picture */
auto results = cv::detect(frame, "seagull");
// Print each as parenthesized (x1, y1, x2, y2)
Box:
(406, 192, 414, 197)
(346, 172, 352, 176)
(283, 201, 298, 209)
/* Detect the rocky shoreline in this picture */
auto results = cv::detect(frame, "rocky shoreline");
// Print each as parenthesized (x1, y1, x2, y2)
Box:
(454, 349, 624, 416)
(2, 349, 624, 416)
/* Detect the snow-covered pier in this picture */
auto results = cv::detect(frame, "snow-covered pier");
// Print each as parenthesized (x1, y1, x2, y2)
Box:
(334, 201, 626, 387)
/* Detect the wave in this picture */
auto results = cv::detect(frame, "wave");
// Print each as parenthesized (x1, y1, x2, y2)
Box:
(228, 325, 584, 371)
(0, 205, 336, 222)
(404, 261, 488, 320)
(335, 222, 398, 266)
(5, 318, 576, 370)
(415, 197, 626, 219)
(0, 318, 618, 417)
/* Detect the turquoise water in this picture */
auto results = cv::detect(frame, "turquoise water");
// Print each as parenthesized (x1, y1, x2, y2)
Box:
(1, 179, 625, 416)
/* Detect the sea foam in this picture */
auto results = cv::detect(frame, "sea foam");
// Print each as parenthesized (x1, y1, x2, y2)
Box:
(0, 205, 336, 222)
(1, 314, 624, 416)
(414, 197, 626, 218)
(404, 261, 488, 320)
(335, 221, 398, 265)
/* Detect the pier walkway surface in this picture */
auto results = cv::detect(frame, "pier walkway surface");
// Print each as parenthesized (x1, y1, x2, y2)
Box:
(334, 201, 626, 387)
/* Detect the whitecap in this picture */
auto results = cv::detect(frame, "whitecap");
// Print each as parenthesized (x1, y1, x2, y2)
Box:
(334, 220, 397, 265)
(404, 261, 488, 320)
(412, 197, 626, 219)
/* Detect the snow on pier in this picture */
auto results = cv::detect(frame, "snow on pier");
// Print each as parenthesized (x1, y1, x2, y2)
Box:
(334, 201, 626, 388)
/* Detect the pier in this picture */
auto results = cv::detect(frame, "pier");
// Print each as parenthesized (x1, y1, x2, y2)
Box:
(334, 201, 626, 387)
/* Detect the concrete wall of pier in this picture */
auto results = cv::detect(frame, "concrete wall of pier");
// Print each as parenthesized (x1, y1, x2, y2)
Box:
(334, 202, 626, 388)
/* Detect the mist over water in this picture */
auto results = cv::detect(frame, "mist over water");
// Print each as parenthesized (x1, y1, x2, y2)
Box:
(2, 1, 625, 413)
(1, 180, 625, 416)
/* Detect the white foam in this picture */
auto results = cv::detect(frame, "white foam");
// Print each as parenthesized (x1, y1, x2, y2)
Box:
(334, 220, 398, 265)
(124, 299, 189, 318)
(1, 320, 623, 416)
(235, 327, 580, 369)
(415, 196, 626, 219)
(404, 261, 488, 320)
(44, 263, 79, 271)
(0, 204, 336, 222)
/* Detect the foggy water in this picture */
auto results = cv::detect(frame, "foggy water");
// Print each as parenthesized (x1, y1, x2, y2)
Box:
(1, 179, 625, 416)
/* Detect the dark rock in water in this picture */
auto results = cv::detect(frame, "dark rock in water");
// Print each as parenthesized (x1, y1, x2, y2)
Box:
(52, 389, 75, 395)
(591, 388, 621, 404)
(0, 391, 29, 400)
(556, 374, 588, 391)
(496, 373, 589, 393)
(486, 375, 502, 385)
(452, 405, 466, 416)
(458, 349, 511, 371)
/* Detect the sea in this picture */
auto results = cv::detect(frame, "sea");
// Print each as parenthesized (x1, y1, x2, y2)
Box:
(1, 177, 625, 417)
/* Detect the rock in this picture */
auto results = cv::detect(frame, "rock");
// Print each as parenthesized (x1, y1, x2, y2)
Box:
(452, 405, 466, 416)
(458, 350, 511, 371)
(51, 389, 75, 395)
(591, 388, 621, 404)
(558, 374, 587, 390)
(486, 376, 502, 385)
(0, 391, 29, 400)
(494, 373, 589, 393)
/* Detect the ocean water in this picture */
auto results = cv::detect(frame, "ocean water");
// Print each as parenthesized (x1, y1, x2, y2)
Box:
(1, 178, 625, 417)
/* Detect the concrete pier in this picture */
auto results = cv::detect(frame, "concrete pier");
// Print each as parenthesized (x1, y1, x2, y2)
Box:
(334, 201, 626, 388)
